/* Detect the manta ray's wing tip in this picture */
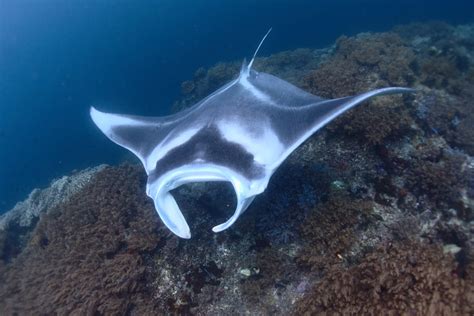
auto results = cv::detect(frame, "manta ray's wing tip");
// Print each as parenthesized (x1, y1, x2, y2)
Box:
(384, 87, 418, 94)
(398, 87, 417, 93)
(89, 106, 101, 125)
(89, 105, 100, 117)
(89, 105, 112, 134)
(89, 106, 105, 124)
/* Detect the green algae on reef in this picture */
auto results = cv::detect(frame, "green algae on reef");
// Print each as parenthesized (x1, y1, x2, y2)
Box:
(1, 21, 473, 314)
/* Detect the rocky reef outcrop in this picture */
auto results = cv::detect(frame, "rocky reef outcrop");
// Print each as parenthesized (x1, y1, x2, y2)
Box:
(0, 165, 106, 264)
(1, 22, 473, 314)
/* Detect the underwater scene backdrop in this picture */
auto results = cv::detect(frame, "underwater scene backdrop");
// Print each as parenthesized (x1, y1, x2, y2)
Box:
(1, 0, 474, 314)
(1, 0, 473, 213)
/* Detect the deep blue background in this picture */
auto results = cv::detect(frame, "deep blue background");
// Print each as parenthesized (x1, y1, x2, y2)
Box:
(1, 0, 473, 213)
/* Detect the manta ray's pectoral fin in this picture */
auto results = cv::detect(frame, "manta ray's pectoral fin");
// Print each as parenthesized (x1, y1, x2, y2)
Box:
(90, 107, 173, 171)
(303, 87, 416, 134)
(274, 87, 416, 167)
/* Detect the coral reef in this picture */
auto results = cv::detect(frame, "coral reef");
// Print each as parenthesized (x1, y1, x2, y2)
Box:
(294, 240, 474, 315)
(0, 165, 163, 314)
(1, 22, 473, 314)
(0, 165, 106, 263)
(299, 33, 418, 145)
(0, 165, 107, 230)
(297, 192, 376, 271)
(407, 149, 468, 211)
(303, 32, 416, 98)
(329, 95, 413, 145)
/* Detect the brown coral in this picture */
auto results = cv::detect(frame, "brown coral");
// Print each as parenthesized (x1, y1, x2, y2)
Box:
(419, 56, 462, 92)
(240, 246, 287, 303)
(330, 95, 413, 145)
(407, 150, 468, 211)
(417, 91, 474, 156)
(453, 115, 474, 156)
(297, 192, 376, 271)
(0, 165, 163, 315)
(303, 32, 416, 98)
(300, 32, 416, 145)
(295, 240, 474, 315)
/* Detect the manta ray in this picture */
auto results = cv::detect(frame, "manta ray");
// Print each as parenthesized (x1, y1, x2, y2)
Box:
(90, 30, 414, 238)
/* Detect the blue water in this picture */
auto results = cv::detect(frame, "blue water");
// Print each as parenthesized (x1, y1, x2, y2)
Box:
(1, 0, 473, 213)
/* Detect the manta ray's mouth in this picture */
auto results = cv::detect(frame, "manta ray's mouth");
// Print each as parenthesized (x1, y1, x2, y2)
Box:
(148, 164, 259, 238)
(172, 181, 237, 220)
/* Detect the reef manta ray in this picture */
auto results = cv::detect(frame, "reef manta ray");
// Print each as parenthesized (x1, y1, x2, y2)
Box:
(91, 30, 413, 238)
